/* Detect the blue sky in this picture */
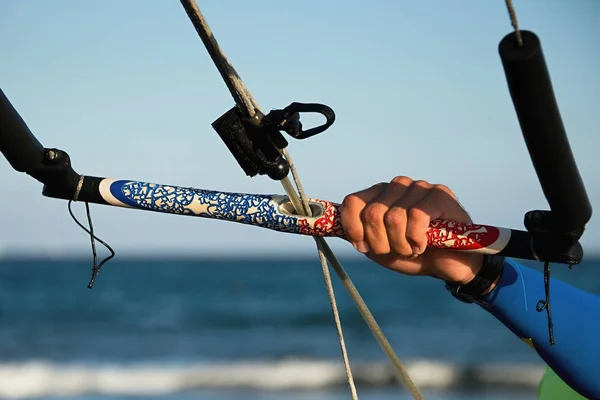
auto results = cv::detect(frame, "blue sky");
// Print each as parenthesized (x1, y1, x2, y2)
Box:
(1, 0, 599, 258)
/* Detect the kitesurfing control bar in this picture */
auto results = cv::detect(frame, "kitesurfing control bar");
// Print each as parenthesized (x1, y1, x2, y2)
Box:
(41, 176, 586, 265)
(0, 75, 587, 265)
(499, 31, 592, 236)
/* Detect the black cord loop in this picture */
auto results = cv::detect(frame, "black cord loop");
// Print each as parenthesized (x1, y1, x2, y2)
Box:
(68, 200, 115, 288)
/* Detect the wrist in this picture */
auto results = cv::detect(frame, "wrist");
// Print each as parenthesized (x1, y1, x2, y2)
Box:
(459, 254, 485, 284)
(445, 254, 505, 304)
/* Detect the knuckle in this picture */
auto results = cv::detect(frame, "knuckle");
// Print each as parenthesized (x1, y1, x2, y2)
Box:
(363, 204, 387, 224)
(390, 176, 412, 186)
(433, 184, 456, 199)
(383, 208, 406, 228)
(341, 194, 362, 212)
(413, 179, 433, 189)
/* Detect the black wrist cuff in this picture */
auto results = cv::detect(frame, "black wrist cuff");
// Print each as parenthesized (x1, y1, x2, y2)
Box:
(445, 255, 505, 304)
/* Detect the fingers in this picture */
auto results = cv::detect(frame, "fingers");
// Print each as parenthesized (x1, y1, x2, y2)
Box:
(342, 177, 470, 259)
(384, 179, 433, 256)
(360, 177, 413, 255)
(340, 182, 386, 252)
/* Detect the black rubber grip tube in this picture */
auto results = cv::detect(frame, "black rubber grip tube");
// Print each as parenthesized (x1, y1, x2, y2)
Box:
(499, 31, 592, 232)
(0, 88, 45, 173)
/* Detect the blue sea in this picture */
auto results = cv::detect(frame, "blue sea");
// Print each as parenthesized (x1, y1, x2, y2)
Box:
(1, 254, 599, 400)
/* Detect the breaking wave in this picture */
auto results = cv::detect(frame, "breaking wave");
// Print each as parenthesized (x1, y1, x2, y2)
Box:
(0, 359, 545, 398)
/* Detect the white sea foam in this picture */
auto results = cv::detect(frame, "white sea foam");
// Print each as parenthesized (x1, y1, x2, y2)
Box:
(0, 359, 545, 398)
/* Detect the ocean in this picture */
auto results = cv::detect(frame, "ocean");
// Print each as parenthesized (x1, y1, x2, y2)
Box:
(0, 254, 599, 400)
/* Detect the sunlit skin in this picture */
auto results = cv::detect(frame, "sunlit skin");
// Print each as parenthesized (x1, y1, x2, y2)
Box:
(340, 176, 488, 288)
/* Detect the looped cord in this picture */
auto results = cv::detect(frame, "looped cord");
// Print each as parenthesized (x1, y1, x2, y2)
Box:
(69, 175, 115, 288)
(535, 261, 555, 345)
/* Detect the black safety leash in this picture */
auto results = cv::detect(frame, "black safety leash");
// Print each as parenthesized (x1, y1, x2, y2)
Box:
(68, 199, 115, 289)
(535, 261, 555, 346)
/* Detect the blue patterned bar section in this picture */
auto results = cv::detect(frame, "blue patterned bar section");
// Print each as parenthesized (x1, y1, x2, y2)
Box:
(97, 179, 344, 237)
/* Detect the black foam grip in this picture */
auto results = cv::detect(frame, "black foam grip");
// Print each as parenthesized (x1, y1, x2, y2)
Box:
(499, 31, 592, 232)
(0, 88, 45, 173)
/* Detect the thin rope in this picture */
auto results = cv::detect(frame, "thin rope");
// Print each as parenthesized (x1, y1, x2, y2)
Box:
(319, 242, 425, 397)
(179, 2, 424, 398)
(283, 149, 423, 397)
(316, 240, 359, 399)
(282, 149, 357, 399)
(179, 0, 258, 116)
(504, 0, 523, 46)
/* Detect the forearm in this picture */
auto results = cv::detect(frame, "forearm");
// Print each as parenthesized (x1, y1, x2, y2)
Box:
(480, 259, 600, 399)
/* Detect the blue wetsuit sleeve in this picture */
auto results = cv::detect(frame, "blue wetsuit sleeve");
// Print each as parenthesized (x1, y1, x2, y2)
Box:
(479, 259, 600, 399)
